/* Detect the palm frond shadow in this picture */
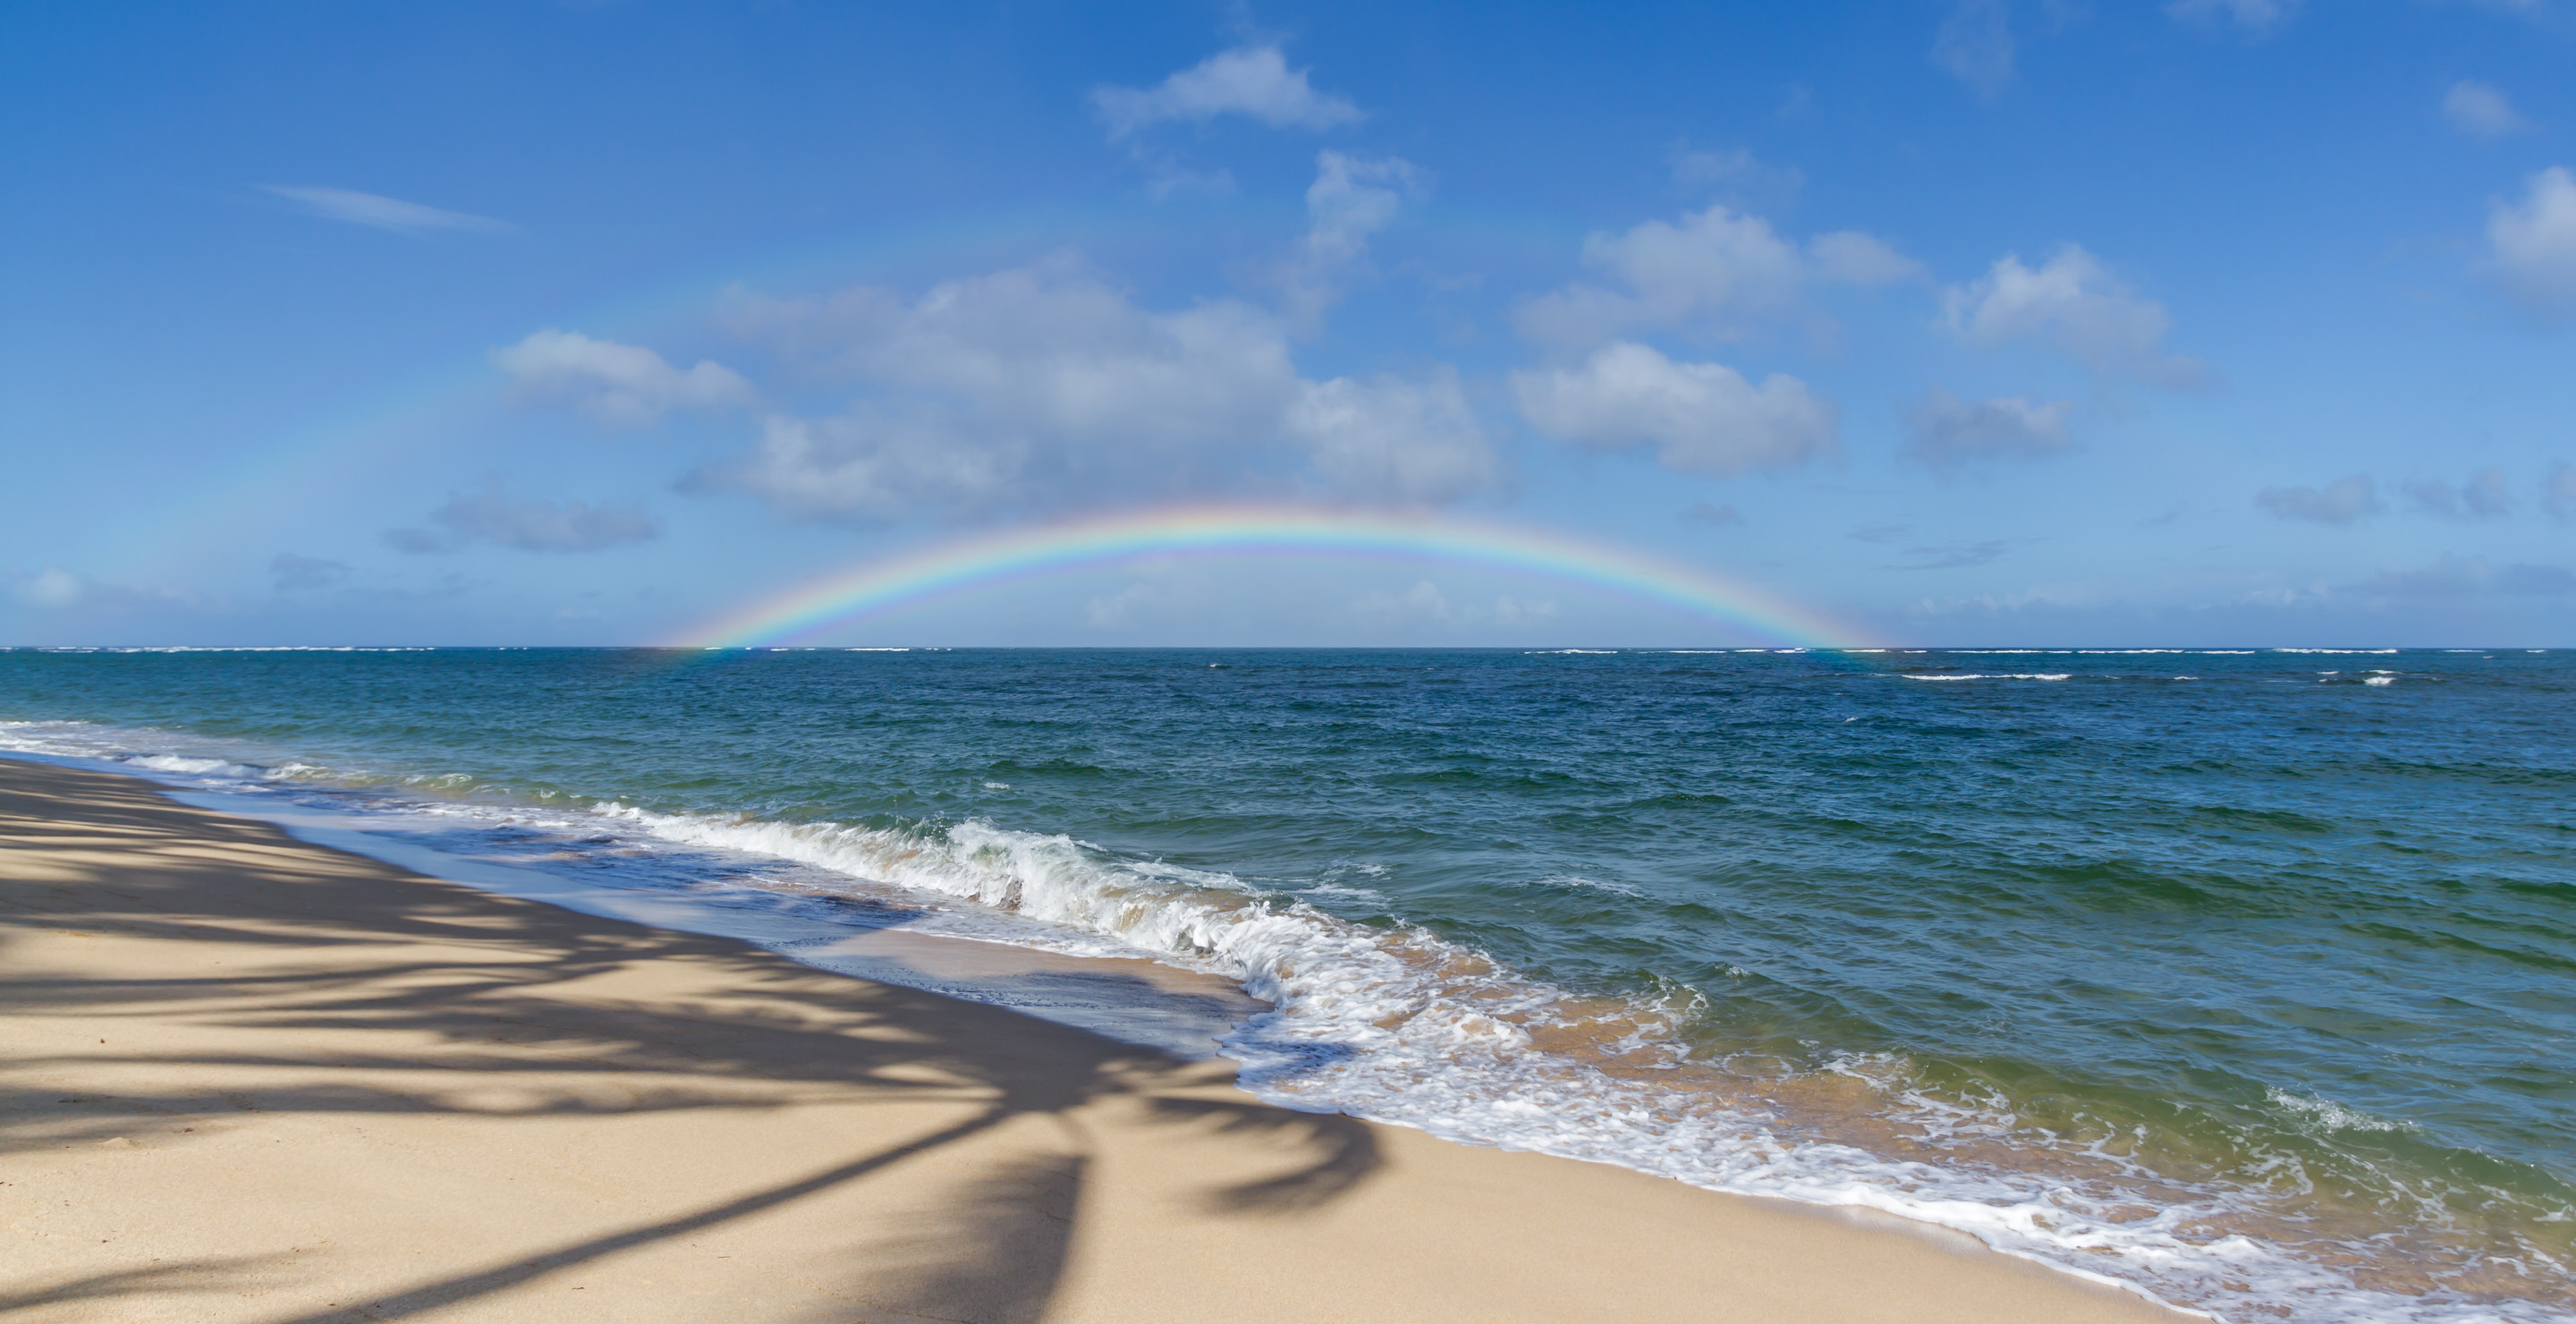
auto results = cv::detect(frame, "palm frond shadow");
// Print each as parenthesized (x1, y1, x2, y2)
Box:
(0, 760, 1386, 1322)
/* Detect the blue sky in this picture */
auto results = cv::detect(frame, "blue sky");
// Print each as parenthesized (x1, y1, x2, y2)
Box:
(4, 0, 2573, 646)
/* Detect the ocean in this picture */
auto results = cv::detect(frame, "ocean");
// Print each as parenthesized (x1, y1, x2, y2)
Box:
(3, 646, 2569, 1322)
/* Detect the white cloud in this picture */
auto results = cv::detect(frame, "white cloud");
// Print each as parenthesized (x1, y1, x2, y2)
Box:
(492, 329, 753, 429)
(12, 567, 85, 607)
(2487, 166, 2576, 323)
(2546, 462, 2576, 522)
(1932, 0, 2015, 99)
(2445, 81, 2531, 138)
(1513, 341, 1837, 478)
(2403, 467, 2512, 520)
(694, 411, 1023, 525)
(262, 185, 512, 234)
(1806, 230, 1922, 286)
(2257, 475, 2381, 525)
(1288, 370, 1496, 503)
(1279, 151, 1423, 328)
(1904, 387, 2074, 470)
(392, 479, 659, 553)
(1302, 152, 1416, 267)
(1090, 45, 1361, 138)
(2166, 0, 2302, 33)
(1514, 205, 1917, 350)
(1943, 245, 2203, 386)
(699, 261, 1493, 521)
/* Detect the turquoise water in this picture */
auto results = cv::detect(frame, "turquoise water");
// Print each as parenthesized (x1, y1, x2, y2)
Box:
(4, 647, 2570, 1321)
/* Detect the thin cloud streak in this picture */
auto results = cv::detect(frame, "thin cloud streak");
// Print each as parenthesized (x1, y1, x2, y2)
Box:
(261, 185, 514, 234)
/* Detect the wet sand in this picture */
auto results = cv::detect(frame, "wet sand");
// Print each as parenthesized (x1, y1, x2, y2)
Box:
(0, 758, 2192, 1323)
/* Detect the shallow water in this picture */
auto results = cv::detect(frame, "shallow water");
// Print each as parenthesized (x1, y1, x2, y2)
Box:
(4, 646, 2570, 1322)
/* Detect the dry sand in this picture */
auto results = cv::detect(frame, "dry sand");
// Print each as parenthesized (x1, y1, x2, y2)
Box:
(0, 758, 2191, 1323)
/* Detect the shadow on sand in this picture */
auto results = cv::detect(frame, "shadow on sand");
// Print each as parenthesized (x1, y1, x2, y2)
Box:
(0, 759, 1379, 1323)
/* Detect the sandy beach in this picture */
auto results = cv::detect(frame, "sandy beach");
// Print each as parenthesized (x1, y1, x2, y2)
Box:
(1, 758, 2188, 1324)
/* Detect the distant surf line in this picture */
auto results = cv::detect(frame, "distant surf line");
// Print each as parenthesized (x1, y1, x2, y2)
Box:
(670, 504, 1868, 650)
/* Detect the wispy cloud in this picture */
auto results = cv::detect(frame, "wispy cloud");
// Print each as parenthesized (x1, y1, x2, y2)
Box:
(10, 566, 87, 607)
(1904, 387, 2074, 471)
(1353, 581, 1557, 627)
(269, 553, 351, 591)
(1090, 45, 1361, 139)
(2353, 555, 2576, 599)
(388, 478, 658, 554)
(1932, 0, 2015, 99)
(2486, 166, 2576, 324)
(1888, 539, 2014, 571)
(2257, 474, 2381, 525)
(261, 185, 513, 234)
(2166, 0, 2303, 35)
(2444, 81, 2531, 138)
(2402, 467, 2512, 520)
(1275, 151, 1424, 330)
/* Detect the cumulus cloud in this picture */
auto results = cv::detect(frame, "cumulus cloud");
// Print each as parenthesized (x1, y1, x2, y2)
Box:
(1287, 370, 1496, 504)
(1806, 231, 1922, 286)
(1278, 151, 1423, 328)
(1090, 45, 1361, 138)
(697, 262, 1494, 521)
(390, 479, 659, 554)
(1514, 205, 1918, 350)
(262, 185, 513, 234)
(2487, 166, 2576, 323)
(1513, 341, 1837, 478)
(269, 553, 350, 591)
(492, 329, 752, 429)
(1932, 0, 2015, 99)
(2445, 81, 2531, 138)
(691, 411, 1021, 525)
(2166, 0, 2301, 33)
(1943, 245, 2202, 386)
(2403, 467, 2512, 520)
(1904, 387, 2074, 470)
(2257, 475, 2381, 525)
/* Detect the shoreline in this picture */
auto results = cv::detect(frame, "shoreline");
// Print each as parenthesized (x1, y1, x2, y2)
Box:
(0, 756, 2192, 1322)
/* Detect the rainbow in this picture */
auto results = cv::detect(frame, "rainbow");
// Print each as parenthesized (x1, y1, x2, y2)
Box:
(672, 504, 1865, 649)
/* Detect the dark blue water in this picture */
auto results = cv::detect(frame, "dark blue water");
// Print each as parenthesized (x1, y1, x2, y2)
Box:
(4, 647, 2569, 1322)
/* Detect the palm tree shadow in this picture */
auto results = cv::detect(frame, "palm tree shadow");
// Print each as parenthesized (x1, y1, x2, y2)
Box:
(832, 1151, 1090, 1324)
(0, 758, 1385, 1323)
(0, 1259, 288, 1315)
